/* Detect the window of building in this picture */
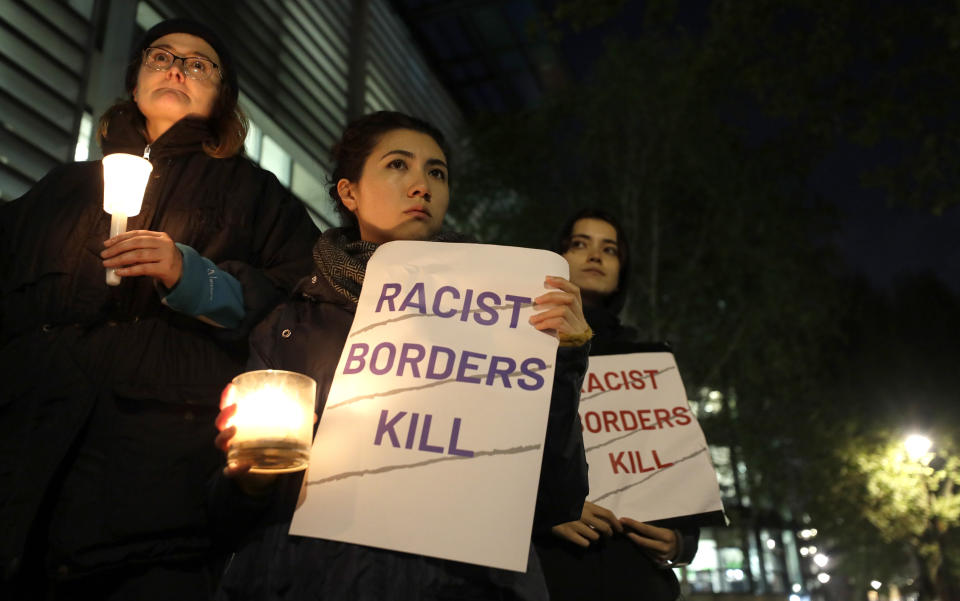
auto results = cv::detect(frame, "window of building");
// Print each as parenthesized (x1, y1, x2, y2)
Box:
(709, 445, 739, 501)
(243, 116, 333, 228)
(292, 161, 337, 226)
(136, 2, 163, 29)
(259, 134, 292, 187)
(761, 528, 789, 593)
(244, 120, 262, 162)
(682, 528, 754, 594)
(74, 111, 92, 161)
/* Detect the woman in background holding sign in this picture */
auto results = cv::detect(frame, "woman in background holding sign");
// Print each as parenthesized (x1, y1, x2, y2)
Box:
(534, 208, 700, 601)
(212, 111, 591, 600)
(0, 18, 317, 600)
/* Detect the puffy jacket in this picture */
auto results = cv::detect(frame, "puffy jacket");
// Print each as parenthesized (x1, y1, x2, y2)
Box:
(211, 241, 590, 600)
(0, 107, 318, 582)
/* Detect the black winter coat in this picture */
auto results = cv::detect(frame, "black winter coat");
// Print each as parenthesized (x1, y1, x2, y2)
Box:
(534, 304, 701, 601)
(0, 110, 318, 583)
(211, 257, 590, 601)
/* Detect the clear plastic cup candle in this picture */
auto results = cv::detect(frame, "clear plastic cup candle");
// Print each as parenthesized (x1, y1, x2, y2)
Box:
(225, 370, 317, 473)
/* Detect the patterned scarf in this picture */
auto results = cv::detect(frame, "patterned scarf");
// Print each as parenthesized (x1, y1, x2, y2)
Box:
(310, 227, 378, 304)
(308, 227, 476, 305)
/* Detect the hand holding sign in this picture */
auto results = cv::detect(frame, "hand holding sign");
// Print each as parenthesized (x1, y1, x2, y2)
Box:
(550, 500, 623, 547)
(620, 517, 679, 563)
(530, 276, 589, 339)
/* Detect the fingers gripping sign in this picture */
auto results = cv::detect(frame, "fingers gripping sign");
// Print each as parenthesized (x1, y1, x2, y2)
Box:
(551, 520, 600, 548)
(550, 501, 623, 548)
(620, 517, 679, 563)
(101, 229, 184, 289)
(529, 275, 591, 343)
(580, 501, 623, 537)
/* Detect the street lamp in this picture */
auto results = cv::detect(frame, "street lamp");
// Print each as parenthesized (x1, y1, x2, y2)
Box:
(905, 434, 932, 462)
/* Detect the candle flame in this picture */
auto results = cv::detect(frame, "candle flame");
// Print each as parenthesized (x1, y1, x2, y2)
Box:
(230, 385, 310, 442)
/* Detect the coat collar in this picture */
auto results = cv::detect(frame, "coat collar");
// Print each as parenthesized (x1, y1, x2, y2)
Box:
(101, 105, 214, 160)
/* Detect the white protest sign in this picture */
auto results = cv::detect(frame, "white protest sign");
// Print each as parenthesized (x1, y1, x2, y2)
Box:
(290, 241, 568, 572)
(580, 352, 724, 523)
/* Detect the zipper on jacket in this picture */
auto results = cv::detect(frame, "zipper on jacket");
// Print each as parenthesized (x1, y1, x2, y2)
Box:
(143, 144, 151, 160)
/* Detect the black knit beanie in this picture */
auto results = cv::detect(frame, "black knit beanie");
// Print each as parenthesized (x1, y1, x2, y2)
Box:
(124, 18, 238, 105)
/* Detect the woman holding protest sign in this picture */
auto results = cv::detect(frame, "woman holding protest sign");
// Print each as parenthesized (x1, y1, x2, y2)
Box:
(533, 207, 701, 601)
(211, 110, 591, 600)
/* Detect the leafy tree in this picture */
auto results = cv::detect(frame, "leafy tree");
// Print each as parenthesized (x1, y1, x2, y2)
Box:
(822, 434, 960, 601)
(798, 277, 960, 599)
(453, 32, 842, 387)
(451, 0, 844, 520)
(706, 0, 960, 214)
(450, 1, 960, 595)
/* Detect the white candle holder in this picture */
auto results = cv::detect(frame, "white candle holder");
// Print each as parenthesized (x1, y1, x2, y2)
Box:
(225, 369, 317, 473)
(102, 153, 152, 286)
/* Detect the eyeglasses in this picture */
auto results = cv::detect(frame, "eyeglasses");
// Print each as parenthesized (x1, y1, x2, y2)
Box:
(142, 47, 221, 81)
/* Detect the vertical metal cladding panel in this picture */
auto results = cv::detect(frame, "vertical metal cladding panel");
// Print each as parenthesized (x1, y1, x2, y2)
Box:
(366, 0, 462, 142)
(0, 0, 94, 200)
(147, 0, 351, 171)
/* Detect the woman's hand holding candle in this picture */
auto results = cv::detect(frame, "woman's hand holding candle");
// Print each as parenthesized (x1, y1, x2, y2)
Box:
(215, 382, 319, 496)
(215, 402, 250, 475)
(101, 153, 152, 286)
(101, 229, 183, 289)
(216, 387, 279, 495)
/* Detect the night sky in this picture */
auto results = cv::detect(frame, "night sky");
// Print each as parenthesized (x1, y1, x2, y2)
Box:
(549, 1, 960, 296)
(811, 148, 960, 294)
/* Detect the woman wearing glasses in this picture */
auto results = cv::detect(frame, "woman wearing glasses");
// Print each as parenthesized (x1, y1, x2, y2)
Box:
(0, 18, 316, 600)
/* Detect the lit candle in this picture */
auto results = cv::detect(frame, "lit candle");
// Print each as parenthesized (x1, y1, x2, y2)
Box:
(102, 153, 152, 286)
(224, 370, 317, 473)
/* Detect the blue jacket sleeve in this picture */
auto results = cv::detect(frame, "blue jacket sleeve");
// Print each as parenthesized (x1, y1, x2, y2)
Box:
(161, 243, 245, 328)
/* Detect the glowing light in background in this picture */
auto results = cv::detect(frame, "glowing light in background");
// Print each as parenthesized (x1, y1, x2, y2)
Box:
(905, 434, 932, 461)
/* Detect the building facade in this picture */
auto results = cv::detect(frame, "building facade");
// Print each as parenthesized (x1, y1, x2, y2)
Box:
(0, 0, 462, 228)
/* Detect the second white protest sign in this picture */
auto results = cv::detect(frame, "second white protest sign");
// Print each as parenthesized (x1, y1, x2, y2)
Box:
(580, 352, 725, 525)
